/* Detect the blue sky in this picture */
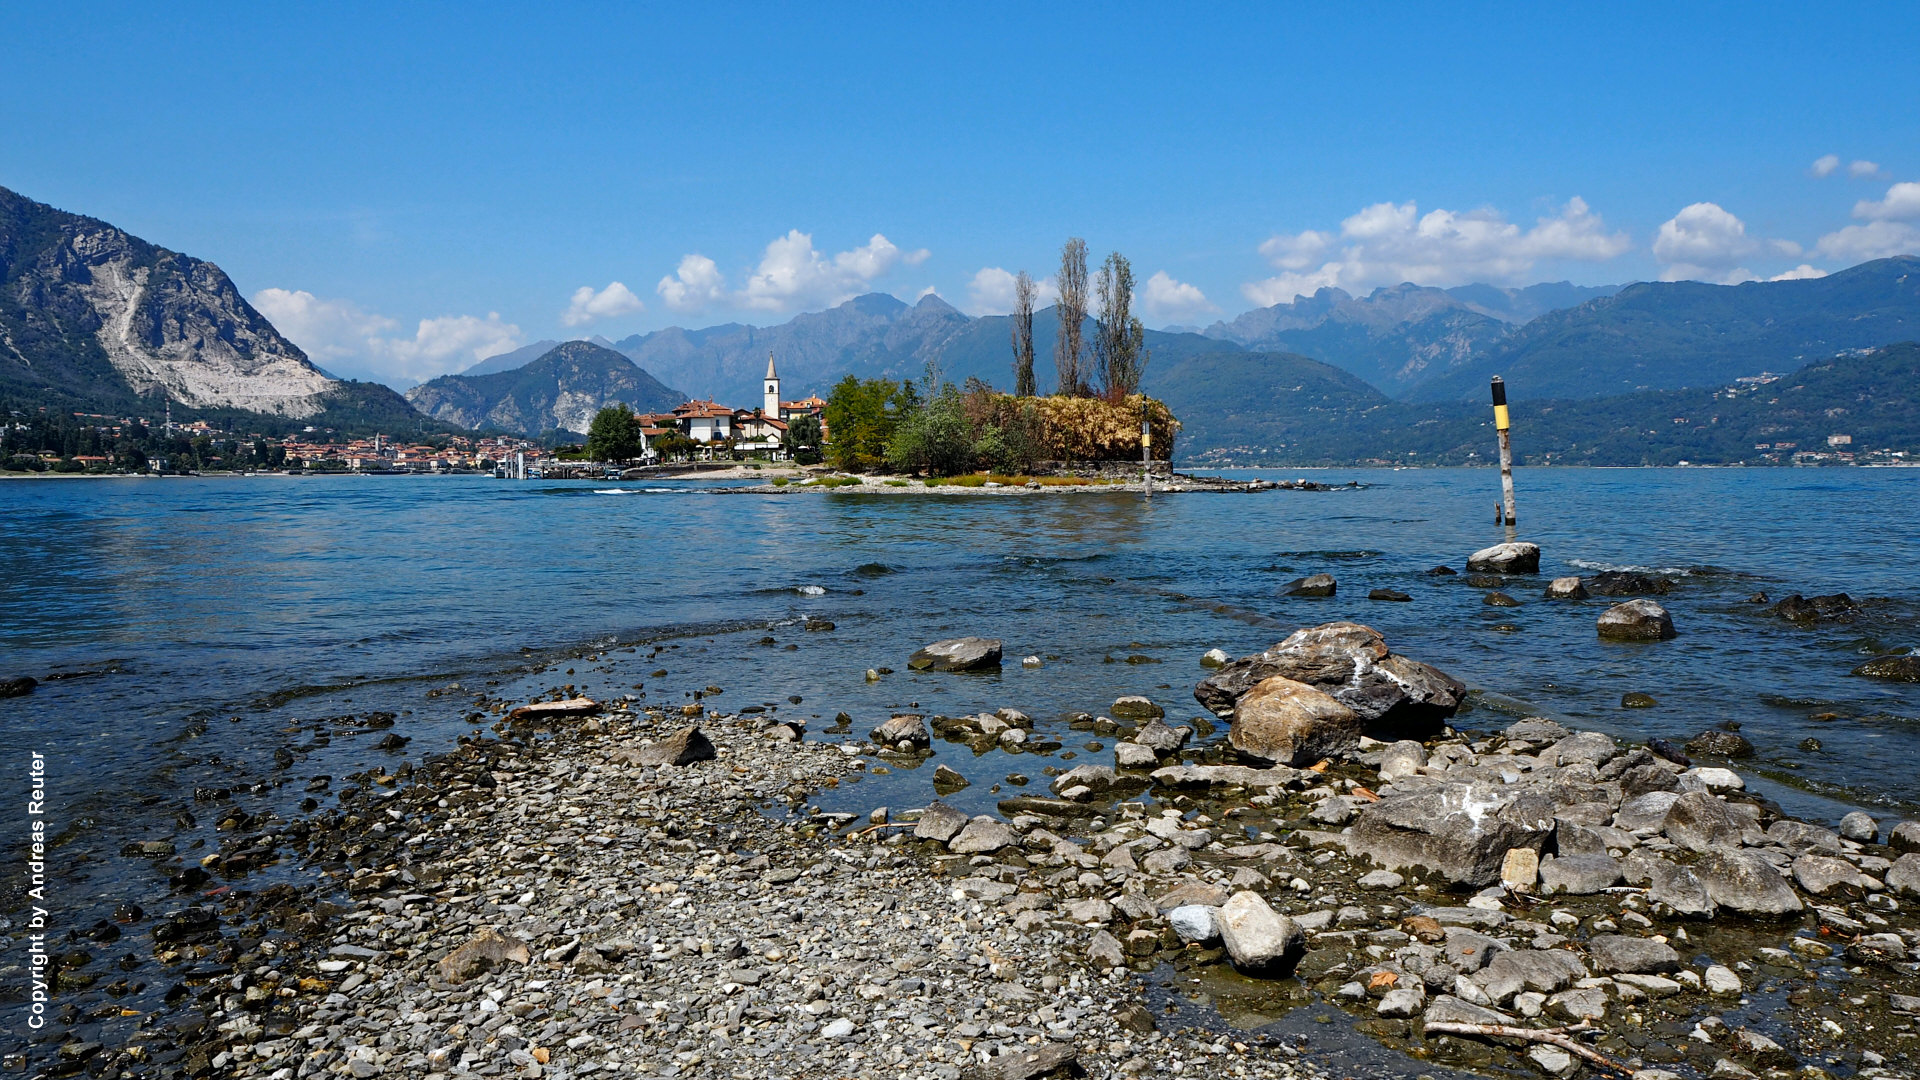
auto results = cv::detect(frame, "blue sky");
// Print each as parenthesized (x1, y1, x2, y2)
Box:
(4, 3, 1918, 386)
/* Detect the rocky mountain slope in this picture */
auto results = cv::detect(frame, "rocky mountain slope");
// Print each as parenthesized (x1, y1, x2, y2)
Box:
(1415, 256, 1920, 401)
(610, 292, 976, 406)
(0, 185, 338, 417)
(406, 341, 684, 436)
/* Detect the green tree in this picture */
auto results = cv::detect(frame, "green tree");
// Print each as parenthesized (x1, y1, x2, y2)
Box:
(585, 403, 644, 462)
(783, 413, 824, 465)
(886, 385, 974, 476)
(1094, 251, 1149, 401)
(824, 376, 913, 471)
(1011, 270, 1037, 397)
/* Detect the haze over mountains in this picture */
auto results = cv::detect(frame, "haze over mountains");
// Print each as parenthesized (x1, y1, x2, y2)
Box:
(4, 184, 1916, 463)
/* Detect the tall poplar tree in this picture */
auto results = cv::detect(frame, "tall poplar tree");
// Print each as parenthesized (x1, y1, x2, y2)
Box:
(1011, 270, 1037, 397)
(1054, 239, 1089, 396)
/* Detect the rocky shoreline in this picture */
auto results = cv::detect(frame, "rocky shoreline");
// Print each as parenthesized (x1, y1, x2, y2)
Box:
(31, 608, 1919, 1080)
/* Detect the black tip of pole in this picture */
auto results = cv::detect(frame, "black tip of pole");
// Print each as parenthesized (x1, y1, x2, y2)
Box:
(1490, 377, 1507, 406)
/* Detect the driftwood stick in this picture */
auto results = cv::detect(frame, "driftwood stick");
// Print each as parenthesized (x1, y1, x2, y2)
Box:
(1422, 1021, 1628, 1073)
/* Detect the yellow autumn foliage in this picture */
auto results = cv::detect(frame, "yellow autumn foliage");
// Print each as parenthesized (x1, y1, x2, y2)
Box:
(1026, 394, 1179, 461)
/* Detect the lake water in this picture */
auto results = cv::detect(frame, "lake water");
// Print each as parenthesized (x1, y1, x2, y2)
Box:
(1, 467, 1917, 1049)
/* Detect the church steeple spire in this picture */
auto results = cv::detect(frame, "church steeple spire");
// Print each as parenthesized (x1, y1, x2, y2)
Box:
(763, 351, 781, 418)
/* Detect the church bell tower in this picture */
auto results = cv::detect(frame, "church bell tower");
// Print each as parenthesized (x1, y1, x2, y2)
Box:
(763, 352, 781, 418)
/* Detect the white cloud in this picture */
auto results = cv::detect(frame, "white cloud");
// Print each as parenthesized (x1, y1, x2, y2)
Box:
(965, 267, 1058, 315)
(1651, 202, 1767, 282)
(1849, 159, 1885, 179)
(1812, 154, 1841, 178)
(1769, 264, 1827, 281)
(1242, 197, 1629, 306)
(377, 314, 523, 382)
(655, 254, 726, 314)
(252, 289, 397, 366)
(250, 288, 521, 383)
(1813, 220, 1920, 262)
(561, 281, 644, 326)
(1852, 181, 1920, 221)
(1140, 271, 1217, 321)
(739, 231, 926, 311)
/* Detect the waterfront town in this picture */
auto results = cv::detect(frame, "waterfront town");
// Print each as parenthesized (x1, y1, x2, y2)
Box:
(0, 362, 830, 476)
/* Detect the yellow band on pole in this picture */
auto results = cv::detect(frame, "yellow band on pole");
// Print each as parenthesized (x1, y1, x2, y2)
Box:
(1493, 404, 1510, 430)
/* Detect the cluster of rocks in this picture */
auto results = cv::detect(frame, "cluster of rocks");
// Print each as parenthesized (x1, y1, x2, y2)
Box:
(101, 699, 1346, 1080)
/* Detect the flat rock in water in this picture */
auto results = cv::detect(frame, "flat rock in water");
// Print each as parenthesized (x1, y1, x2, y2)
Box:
(1281, 573, 1337, 597)
(438, 928, 531, 982)
(1368, 588, 1412, 602)
(1597, 599, 1676, 641)
(1685, 729, 1754, 758)
(1193, 621, 1465, 737)
(1587, 570, 1676, 596)
(507, 697, 601, 720)
(1854, 654, 1920, 683)
(1228, 675, 1362, 766)
(1148, 764, 1302, 792)
(0, 676, 37, 698)
(1543, 576, 1588, 599)
(613, 725, 716, 767)
(1772, 592, 1858, 622)
(907, 637, 1003, 672)
(1111, 695, 1163, 719)
(1467, 542, 1540, 574)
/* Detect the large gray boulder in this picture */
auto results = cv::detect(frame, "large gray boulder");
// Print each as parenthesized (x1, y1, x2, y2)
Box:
(1885, 853, 1920, 897)
(907, 637, 1003, 672)
(948, 817, 1016, 854)
(1613, 791, 1682, 831)
(1215, 891, 1305, 975)
(1227, 676, 1363, 766)
(1474, 949, 1587, 1005)
(1693, 850, 1803, 916)
(1597, 600, 1677, 641)
(1643, 857, 1716, 917)
(1348, 782, 1556, 887)
(1587, 934, 1680, 974)
(1467, 542, 1540, 574)
(912, 801, 970, 843)
(1538, 853, 1621, 895)
(615, 725, 717, 767)
(869, 714, 930, 751)
(1193, 622, 1466, 738)
(1662, 791, 1740, 853)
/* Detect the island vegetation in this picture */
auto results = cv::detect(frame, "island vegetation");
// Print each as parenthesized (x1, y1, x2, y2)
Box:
(817, 239, 1179, 478)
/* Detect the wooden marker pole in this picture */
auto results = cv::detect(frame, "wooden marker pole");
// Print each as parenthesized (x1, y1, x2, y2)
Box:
(1491, 376, 1516, 527)
(1141, 416, 1153, 499)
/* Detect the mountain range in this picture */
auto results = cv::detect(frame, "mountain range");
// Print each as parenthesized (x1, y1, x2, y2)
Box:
(0, 185, 424, 432)
(407, 341, 683, 436)
(4, 184, 1916, 462)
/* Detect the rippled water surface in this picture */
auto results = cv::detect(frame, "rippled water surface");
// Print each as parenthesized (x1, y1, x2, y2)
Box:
(3, 467, 1918, 926)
